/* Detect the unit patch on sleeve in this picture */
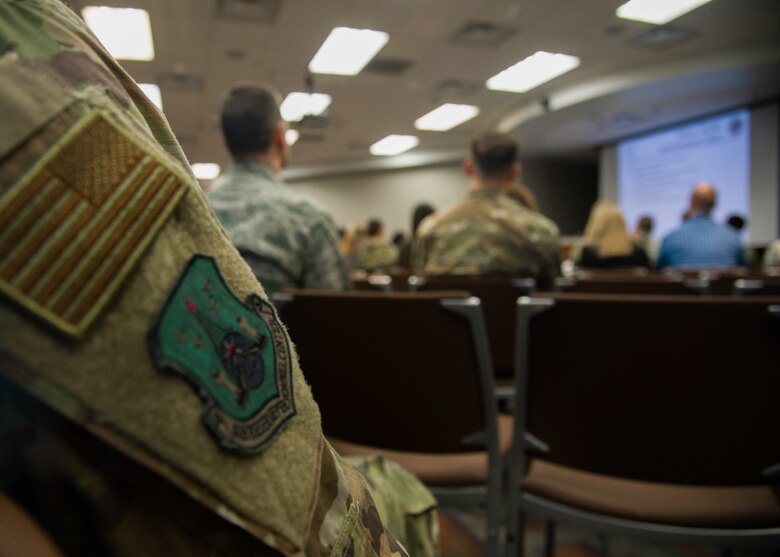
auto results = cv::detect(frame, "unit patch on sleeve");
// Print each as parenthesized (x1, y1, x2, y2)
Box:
(149, 255, 296, 454)
(0, 110, 187, 338)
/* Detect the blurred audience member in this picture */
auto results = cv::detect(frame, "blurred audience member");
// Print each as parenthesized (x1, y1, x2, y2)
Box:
(397, 203, 436, 268)
(632, 214, 660, 264)
(726, 214, 747, 232)
(413, 133, 560, 287)
(576, 201, 649, 268)
(764, 239, 780, 271)
(657, 183, 746, 270)
(357, 218, 399, 271)
(340, 223, 365, 271)
(208, 84, 350, 294)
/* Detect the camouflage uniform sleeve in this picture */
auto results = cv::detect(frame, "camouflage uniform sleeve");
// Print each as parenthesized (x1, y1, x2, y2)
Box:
(410, 233, 431, 276)
(346, 455, 440, 557)
(302, 213, 351, 291)
(306, 443, 414, 557)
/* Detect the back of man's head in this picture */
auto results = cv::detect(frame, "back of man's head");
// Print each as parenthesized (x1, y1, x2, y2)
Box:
(470, 133, 518, 179)
(367, 218, 383, 237)
(221, 85, 281, 158)
(690, 182, 717, 215)
(726, 214, 746, 231)
(637, 215, 653, 233)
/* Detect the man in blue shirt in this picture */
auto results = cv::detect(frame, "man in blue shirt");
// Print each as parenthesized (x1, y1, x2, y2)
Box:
(657, 182, 746, 269)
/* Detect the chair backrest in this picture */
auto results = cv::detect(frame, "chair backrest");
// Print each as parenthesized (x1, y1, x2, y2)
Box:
(273, 290, 498, 454)
(350, 272, 392, 291)
(410, 275, 535, 378)
(734, 277, 780, 296)
(514, 293, 780, 486)
(552, 275, 708, 295)
(388, 268, 413, 291)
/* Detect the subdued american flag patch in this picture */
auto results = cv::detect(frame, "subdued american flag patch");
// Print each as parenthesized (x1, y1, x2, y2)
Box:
(0, 111, 187, 337)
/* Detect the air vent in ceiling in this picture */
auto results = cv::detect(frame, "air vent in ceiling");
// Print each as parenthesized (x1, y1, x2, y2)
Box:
(432, 79, 480, 99)
(627, 26, 697, 50)
(450, 21, 516, 49)
(225, 48, 247, 60)
(158, 72, 203, 91)
(216, 0, 283, 23)
(365, 57, 413, 76)
(298, 114, 328, 128)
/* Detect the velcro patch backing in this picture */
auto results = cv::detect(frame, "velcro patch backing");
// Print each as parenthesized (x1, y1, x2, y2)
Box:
(0, 111, 187, 337)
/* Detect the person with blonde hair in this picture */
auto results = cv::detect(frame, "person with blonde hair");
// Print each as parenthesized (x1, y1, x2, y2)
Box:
(576, 200, 650, 268)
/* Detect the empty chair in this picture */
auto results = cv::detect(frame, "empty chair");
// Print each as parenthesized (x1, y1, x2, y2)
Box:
(409, 275, 535, 384)
(552, 274, 709, 295)
(272, 290, 509, 556)
(506, 293, 780, 556)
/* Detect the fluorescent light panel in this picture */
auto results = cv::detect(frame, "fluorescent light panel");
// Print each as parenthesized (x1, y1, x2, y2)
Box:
(369, 135, 419, 156)
(616, 0, 712, 24)
(285, 129, 300, 145)
(309, 27, 389, 76)
(415, 103, 480, 131)
(486, 51, 580, 93)
(138, 83, 162, 110)
(192, 163, 220, 180)
(280, 92, 331, 122)
(82, 6, 155, 61)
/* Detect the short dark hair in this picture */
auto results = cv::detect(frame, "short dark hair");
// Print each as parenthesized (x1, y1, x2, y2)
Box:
(470, 132, 518, 178)
(367, 218, 383, 237)
(221, 84, 281, 158)
(726, 214, 746, 231)
(638, 215, 653, 233)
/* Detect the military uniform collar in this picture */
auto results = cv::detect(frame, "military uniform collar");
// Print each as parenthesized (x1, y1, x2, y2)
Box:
(468, 188, 505, 200)
(232, 159, 283, 184)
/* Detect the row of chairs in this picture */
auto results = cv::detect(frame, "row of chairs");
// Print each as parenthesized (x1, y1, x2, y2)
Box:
(272, 289, 780, 556)
(355, 273, 780, 386)
(354, 269, 780, 296)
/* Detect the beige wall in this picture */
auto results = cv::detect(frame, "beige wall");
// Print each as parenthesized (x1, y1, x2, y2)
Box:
(287, 158, 599, 237)
(288, 163, 467, 236)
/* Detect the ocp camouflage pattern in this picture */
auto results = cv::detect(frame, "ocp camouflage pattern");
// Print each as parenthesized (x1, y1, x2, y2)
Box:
(413, 189, 561, 287)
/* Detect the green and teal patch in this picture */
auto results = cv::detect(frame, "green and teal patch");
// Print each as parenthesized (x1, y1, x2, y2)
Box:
(149, 255, 295, 454)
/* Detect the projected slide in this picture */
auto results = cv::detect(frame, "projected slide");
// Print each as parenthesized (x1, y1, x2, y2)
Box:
(618, 109, 750, 241)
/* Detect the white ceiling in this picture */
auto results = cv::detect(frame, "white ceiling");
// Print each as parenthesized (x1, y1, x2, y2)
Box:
(68, 0, 780, 176)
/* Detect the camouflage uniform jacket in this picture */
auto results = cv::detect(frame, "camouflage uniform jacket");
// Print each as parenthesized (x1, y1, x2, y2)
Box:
(207, 162, 351, 295)
(356, 238, 399, 272)
(0, 1, 436, 555)
(413, 188, 561, 287)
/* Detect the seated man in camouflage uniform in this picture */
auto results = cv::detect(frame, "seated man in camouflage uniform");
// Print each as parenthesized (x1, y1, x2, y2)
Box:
(412, 133, 560, 288)
(207, 85, 350, 295)
(0, 1, 437, 555)
(356, 218, 399, 272)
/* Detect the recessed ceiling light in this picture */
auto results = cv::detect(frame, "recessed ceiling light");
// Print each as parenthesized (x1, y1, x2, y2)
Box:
(82, 6, 155, 61)
(285, 129, 300, 145)
(486, 51, 580, 93)
(616, 0, 712, 25)
(280, 92, 332, 122)
(192, 163, 220, 180)
(138, 83, 162, 110)
(309, 27, 389, 76)
(369, 135, 419, 156)
(415, 103, 480, 132)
